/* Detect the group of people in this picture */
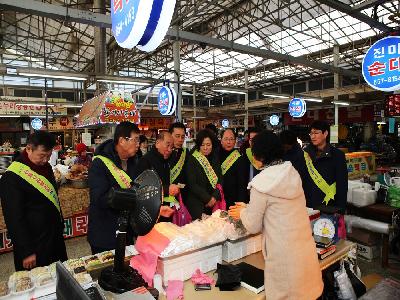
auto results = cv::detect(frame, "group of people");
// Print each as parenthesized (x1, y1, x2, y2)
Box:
(0, 119, 348, 299)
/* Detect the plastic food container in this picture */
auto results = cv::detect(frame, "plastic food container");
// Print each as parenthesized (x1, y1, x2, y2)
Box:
(12, 276, 35, 295)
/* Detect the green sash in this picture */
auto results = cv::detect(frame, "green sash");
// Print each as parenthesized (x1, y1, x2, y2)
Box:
(7, 161, 60, 213)
(221, 150, 241, 175)
(170, 148, 186, 184)
(192, 150, 218, 188)
(304, 152, 336, 205)
(246, 148, 259, 170)
(94, 155, 131, 189)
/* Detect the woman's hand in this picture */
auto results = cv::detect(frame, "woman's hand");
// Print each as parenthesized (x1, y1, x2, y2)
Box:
(206, 197, 217, 208)
(228, 202, 247, 220)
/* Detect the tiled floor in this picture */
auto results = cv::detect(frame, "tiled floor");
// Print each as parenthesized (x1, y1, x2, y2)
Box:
(1, 236, 399, 290)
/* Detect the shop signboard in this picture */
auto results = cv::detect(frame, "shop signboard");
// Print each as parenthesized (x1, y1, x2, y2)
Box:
(77, 91, 140, 127)
(111, 0, 176, 52)
(345, 152, 376, 180)
(221, 119, 229, 128)
(269, 115, 280, 126)
(158, 86, 177, 116)
(31, 118, 43, 130)
(362, 36, 400, 92)
(288, 98, 306, 118)
(140, 117, 173, 129)
(330, 125, 339, 144)
(0, 101, 67, 116)
(0, 213, 89, 254)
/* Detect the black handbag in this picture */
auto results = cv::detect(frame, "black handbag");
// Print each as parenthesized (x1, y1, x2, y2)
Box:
(215, 263, 242, 291)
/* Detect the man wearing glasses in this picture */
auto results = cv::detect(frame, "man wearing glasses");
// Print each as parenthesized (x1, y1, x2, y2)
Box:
(302, 121, 348, 215)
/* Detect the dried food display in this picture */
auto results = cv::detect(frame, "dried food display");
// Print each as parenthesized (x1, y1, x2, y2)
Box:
(14, 277, 33, 293)
(36, 273, 54, 287)
(66, 164, 88, 180)
(84, 256, 101, 268)
(97, 251, 114, 263)
(0, 281, 9, 297)
(73, 273, 92, 286)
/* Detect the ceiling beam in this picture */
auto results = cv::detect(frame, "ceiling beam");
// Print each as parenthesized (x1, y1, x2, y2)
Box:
(1, 0, 360, 77)
(352, 0, 390, 11)
(315, 0, 391, 32)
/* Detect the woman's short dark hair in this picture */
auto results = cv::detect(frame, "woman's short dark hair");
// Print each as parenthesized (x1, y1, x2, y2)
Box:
(139, 135, 148, 144)
(27, 131, 56, 151)
(252, 130, 283, 165)
(280, 130, 297, 146)
(195, 129, 217, 152)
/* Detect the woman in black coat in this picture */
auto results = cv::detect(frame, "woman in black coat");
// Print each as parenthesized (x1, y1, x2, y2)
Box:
(185, 130, 223, 220)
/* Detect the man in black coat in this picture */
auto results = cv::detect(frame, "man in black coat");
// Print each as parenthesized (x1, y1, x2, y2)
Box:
(219, 129, 248, 208)
(168, 122, 188, 187)
(88, 122, 141, 254)
(0, 131, 67, 270)
(302, 121, 348, 213)
(134, 131, 176, 221)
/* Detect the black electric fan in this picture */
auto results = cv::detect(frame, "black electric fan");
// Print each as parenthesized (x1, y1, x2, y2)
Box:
(98, 170, 162, 294)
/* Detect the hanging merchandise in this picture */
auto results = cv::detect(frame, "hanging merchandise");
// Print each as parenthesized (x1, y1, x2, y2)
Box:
(362, 36, 400, 92)
(111, 0, 177, 52)
(158, 86, 177, 116)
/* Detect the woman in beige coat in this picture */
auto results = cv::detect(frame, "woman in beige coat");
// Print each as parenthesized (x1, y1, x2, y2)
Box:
(229, 131, 323, 300)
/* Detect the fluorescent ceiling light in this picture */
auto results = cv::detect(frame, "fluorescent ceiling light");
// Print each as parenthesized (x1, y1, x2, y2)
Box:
(97, 79, 150, 86)
(29, 115, 54, 119)
(235, 113, 247, 117)
(190, 116, 206, 119)
(213, 88, 247, 95)
(19, 72, 87, 81)
(74, 114, 79, 118)
(377, 121, 386, 124)
(16, 103, 55, 107)
(0, 115, 20, 118)
(302, 98, 323, 103)
(332, 101, 350, 106)
(63, 104, 83, 108)
(263, 94, 290, 99)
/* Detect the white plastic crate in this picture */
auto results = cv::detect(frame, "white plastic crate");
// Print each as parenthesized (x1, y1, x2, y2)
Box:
(156, 244, 222, 286)
(222, 234, 262, 263)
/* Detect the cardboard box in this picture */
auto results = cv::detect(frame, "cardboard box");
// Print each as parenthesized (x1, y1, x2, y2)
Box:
(357, 243, 380, 260)
(347, 228, 381, 246)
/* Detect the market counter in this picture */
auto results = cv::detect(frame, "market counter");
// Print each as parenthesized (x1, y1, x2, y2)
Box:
(158, 240, 355, 300)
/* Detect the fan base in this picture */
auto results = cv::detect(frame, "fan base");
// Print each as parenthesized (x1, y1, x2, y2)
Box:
(98, 265, 147, 294)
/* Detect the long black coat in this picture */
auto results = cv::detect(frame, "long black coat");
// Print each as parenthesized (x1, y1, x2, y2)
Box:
(185, 151, 222, 220)
(301, 144, 348, 213)
(88, 139, 138, 250)
(168, 148, 188, 185)
(219, 148, 248, 208)
(0, 158, 67, 271)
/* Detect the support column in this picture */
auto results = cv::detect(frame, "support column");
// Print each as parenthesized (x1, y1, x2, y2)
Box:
(193, 85, 197, 138)
(173, 35, 182, 121)
(94, 0, 107, 91)
(333, 44, 340, 126)
(244, 70, 249, 131)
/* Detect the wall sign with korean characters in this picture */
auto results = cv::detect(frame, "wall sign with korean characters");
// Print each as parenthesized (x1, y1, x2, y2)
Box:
(362, 36, 400, 92)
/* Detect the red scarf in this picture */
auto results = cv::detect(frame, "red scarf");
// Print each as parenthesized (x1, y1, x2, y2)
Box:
(21, 150, 54, 180)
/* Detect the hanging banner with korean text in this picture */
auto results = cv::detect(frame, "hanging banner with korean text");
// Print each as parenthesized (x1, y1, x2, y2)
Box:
(362, 36, 400, 92)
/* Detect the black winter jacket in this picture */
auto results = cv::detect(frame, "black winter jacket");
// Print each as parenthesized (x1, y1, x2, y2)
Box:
(168, 148, 188, 186)
(87, 139, 138, 250)
(302, 144, 348, 213)
(185, 151, 222, 220)
(242, 150, 261, 202)
(219, 148, 248, 208)
(0, 157, 67, 270)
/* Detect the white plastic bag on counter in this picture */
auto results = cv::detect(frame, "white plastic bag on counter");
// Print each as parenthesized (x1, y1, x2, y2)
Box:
(334, 261, 357, 300)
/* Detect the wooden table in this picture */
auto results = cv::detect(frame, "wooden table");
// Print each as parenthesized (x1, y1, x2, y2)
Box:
(159, 240, 355, 300)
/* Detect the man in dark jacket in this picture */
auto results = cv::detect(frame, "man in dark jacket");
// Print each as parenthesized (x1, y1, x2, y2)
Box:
(134, 131, 176, 221)
(302, 121, 348, 213)
(169, 122, 188, 187)
(88, 122, 141, 254)
(0, 131, 67, 270)
(219, 128, 248, 208)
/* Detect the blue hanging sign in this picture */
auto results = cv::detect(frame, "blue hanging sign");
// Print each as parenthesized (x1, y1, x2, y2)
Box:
(362, 36, 400, 92)
(158, 86, 176, 116)
(288, 98, 306, 118)
(221, 119, 229, 128)
(111, 0, 177, 52)
(269, 115, 280, 126)
(31, 118, 43, 130)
